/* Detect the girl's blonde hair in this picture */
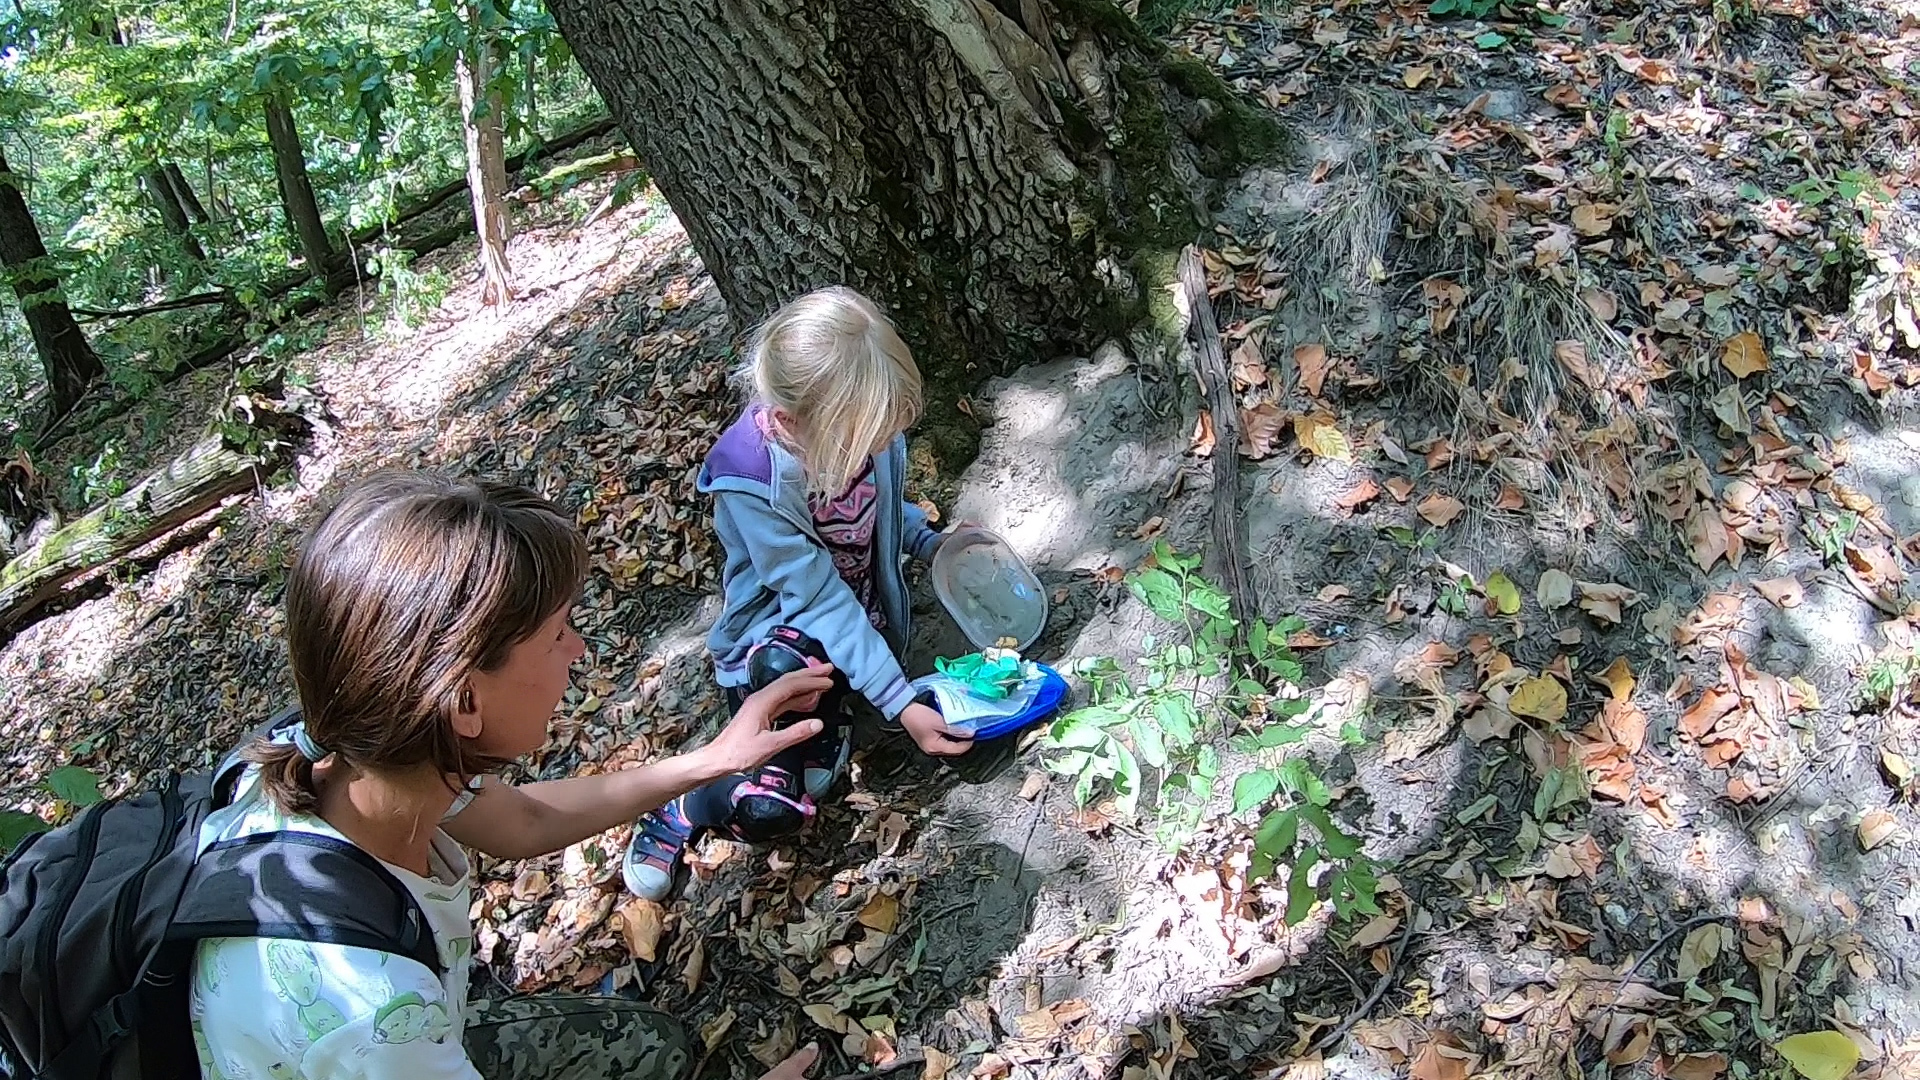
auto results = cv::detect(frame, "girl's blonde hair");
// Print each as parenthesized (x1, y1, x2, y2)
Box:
(747, 286, 924, 496)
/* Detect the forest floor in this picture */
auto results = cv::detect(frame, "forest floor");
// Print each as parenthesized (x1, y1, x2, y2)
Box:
(7, 2, 1920, 1079)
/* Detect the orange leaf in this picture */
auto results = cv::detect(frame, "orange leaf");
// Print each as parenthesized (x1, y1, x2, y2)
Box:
(1295, 343, 1331, 397)
(1424, 438, 1455, 470)
(1418, 493, 1466, 527)
(1726, 774, 1763, 803)
(1335, 476, 1382, 512)
(1190, 410, 1217, 458)
(1680, 688, 1740, 740)
(1494, 485, 1525, 511)
(1385, 476, 1415, 502)
(1572, 203, 1612, 237)
(1722, 331, 1769, 378)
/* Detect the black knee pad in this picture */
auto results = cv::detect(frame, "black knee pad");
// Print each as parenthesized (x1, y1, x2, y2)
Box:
(728, 792, 810, 842)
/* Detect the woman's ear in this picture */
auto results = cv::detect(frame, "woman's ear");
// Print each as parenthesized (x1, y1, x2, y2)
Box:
(450, 682, 484, 740)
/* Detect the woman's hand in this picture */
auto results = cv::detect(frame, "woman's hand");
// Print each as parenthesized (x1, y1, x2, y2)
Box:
(699, 667, 837, 777)
(898, 701, 973, 756)
(760, 1042, 819, 1079)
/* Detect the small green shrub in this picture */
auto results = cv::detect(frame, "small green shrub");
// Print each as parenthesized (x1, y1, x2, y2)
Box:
(1042, 542, 1380, 924)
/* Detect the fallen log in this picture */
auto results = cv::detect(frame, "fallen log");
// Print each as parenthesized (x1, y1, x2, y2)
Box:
(0, 416, 303, 628)
(1178, 245, 1255, 641)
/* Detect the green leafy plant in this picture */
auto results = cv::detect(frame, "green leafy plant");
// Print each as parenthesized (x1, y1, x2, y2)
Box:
(0, 764, 106, 853)
(1041, 543, 1379, 924)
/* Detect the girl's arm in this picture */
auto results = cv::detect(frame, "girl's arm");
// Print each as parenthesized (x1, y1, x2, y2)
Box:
(714, 490, 919, 719)
(901, 499, 944, 563)
(442, 668, 833, 859)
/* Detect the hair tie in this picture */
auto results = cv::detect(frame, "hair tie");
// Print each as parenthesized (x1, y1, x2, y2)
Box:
(290, 722, 328, 763)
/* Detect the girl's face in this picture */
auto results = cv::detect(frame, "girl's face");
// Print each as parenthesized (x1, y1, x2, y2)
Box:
(462, 604, 586, 759)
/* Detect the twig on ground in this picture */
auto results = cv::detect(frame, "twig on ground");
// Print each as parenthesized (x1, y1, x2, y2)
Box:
(1309, 899, 1420, 1053)
(1615, 912, 1736, 989)
(821, 1051, 926, 1080)
(1176, 245, 1255, 639)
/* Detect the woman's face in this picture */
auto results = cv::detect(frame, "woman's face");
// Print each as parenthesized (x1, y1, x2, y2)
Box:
(464, 605, 586, 759)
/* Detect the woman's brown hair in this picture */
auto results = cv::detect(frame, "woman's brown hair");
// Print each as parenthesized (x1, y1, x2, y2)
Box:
(248, 471, 589, 814)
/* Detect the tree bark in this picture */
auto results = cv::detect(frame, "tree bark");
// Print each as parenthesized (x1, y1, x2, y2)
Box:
(140, 165, 208, 262)
(0, 144, 105, 419)
(263, 92, 335, 280)
(164, 162, 212, 224)
(457, 9, 514, 307)
(542, 0, 1280, 450)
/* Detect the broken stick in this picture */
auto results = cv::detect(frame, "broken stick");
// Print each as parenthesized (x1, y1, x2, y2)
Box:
(1176, 245, 1255, 638)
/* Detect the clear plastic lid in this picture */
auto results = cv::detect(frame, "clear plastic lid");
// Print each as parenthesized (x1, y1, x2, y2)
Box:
(929, 526, 1048, 652)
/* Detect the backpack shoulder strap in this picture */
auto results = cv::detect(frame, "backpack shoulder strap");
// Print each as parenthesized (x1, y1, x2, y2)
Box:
(168, 830, 444, 976)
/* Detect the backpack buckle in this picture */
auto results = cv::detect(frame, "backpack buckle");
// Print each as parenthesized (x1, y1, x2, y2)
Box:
(90, 993, 139, 1044)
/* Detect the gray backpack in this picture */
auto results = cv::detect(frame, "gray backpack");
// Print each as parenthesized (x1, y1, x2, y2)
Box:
(0, 707, 443, 1079)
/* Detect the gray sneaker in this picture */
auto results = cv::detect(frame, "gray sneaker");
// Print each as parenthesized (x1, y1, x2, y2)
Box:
(622, 797, 694, 901)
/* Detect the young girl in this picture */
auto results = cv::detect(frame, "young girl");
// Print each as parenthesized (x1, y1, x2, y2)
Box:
(623, 286, 976, 901)
(191, 472, 825, 1080)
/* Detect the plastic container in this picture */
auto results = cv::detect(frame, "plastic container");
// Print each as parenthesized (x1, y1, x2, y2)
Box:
(930, 525, 1048, 653)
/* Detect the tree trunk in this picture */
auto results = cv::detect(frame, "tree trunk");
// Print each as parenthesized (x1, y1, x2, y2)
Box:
(542, 0, 1280, 454)
(263, 92, 335, 280)
(0, 417, 303, 629)
(0, 144, 105, 419)
(140, 165, 208, 262)
(457, 10, 514, 307)
(165, 162, 212, 224)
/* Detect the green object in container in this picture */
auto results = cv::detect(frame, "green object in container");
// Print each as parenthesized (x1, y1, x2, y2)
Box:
(934, 651, 1024, 700)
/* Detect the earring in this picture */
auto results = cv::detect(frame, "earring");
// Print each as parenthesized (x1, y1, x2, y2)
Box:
(460, 687, 475, 714)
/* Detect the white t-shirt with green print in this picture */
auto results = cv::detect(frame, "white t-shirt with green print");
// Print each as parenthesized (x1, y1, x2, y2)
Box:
(188, 767, 481, 1080)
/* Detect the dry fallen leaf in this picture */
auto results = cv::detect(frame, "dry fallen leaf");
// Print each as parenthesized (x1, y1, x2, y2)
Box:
(1753, 576, 1804, 608)
(1295, 343, 1331, 398)
(1418, 493, 1466, 527)
(1385, 476, 1415, 502)
(616, 897, 666, 962)
(1231, 339, 1268, 390)
(1577, 581, 1643, 625)
(1572, 203, 1612, 237)
(857, 892, 901, 934)
(1596, 657, 1635, 702)
(1334, 476, 1382, 513)
(1581, 287, 1619, 322)
(1408, 1030, 1476, 1080)
(1189, 410, 1217, 458)
(1722, 331, 1769, 378)
(1349, 915, 1402, 950)
(1665, 1051, 1729, 1080)
(1859, 809, 1899, 852)
(1536, 569, 1575, 610)
(1509, 675, 1569, 722)
(1403, 63, 1433, 89)
(1296, 413, 1353, 462)
(1240, 403, 1290, 459)
(1555, 339, 1604, 390)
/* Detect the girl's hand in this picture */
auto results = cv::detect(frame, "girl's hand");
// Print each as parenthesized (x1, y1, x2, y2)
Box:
(703, 668, 836, 776)
(759, 1042, 818, 1079)
(898, 701, 973, 756)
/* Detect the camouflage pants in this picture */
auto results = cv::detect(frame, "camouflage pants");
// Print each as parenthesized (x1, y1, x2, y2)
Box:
(464, 996, 691, 1080)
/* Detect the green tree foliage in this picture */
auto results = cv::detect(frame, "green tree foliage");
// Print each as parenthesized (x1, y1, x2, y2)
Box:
(0, 0, 592, 435)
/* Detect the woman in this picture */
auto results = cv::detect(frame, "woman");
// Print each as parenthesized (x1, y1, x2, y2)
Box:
(189, 471, 820, 1080)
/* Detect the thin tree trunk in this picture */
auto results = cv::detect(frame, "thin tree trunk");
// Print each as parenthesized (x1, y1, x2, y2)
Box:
(542, 0, 1280, 461)
(263, 92, 335, 280)
(165, 163, 211, 224)
(140, 165, 208, 262)
(0, 144, 104, 419)
(456, 11, 514, 307)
